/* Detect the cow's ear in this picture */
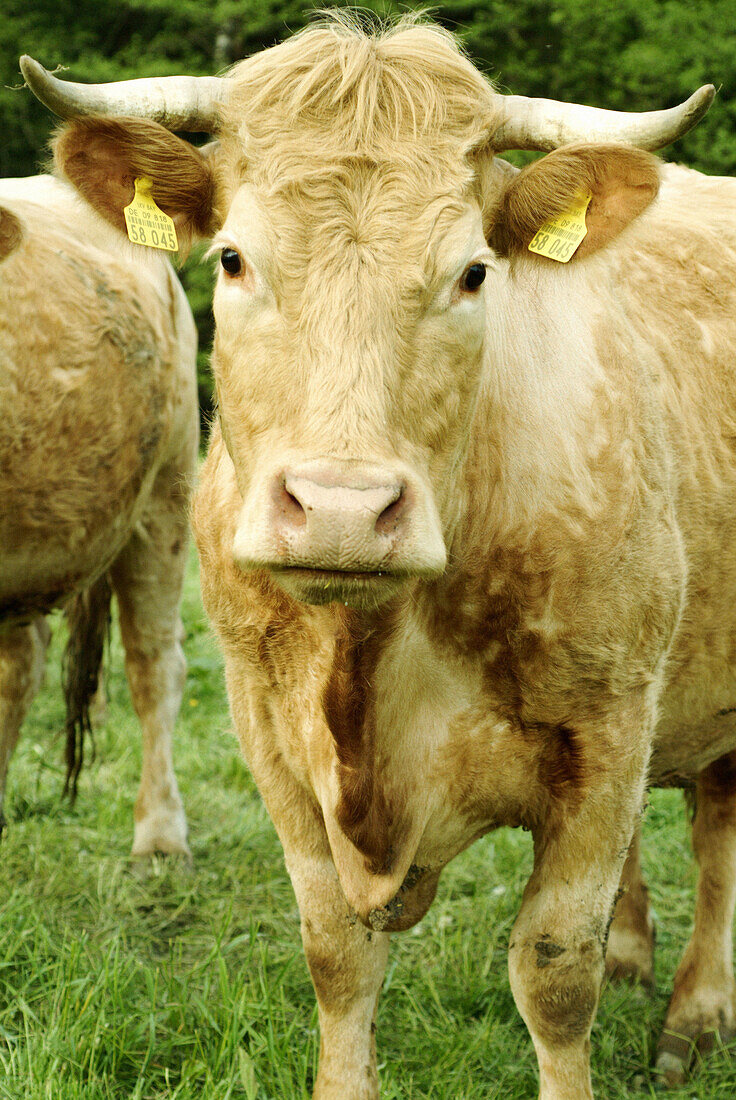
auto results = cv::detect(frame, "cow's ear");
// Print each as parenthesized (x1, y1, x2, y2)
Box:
(53, 117, 218, 249)
(0, 207, 23, 262)
(489, 143, 660, 261)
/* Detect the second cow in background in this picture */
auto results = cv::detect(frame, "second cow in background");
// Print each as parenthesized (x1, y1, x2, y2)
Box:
(0, 175, 198, 856)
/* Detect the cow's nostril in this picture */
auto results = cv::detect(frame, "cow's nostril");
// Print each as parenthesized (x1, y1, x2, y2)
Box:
(276, 482, 307, 528)
(375, 486, 407, 535)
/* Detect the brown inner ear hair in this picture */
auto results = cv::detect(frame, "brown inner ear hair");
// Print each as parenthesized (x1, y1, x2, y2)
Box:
(0, 207, 23, 262)
(489, 143, 661, 261)
(53, 116, 217, 246)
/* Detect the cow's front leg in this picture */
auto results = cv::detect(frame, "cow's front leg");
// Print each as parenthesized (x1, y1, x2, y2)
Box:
(508, 717, 650, 1100)
(287, 853, 390, 1100)
(229, 664, 390, 1100)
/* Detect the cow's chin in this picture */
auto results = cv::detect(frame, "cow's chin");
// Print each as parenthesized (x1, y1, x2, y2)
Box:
(271, 567, 406, 611)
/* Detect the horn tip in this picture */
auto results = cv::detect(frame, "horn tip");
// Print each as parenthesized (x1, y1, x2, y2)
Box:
(20, 55, 50, 88)
(692, 83, 716, 112)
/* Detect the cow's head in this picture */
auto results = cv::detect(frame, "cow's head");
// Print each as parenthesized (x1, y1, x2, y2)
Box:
(23, 17, 713, 609)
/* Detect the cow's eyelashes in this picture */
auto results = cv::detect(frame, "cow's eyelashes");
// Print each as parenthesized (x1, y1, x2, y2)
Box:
(220, 247, 243, 276)
(461, 263, 487, 292)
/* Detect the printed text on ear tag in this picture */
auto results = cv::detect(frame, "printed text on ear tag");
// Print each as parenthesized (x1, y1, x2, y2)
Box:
(124, 177, 178, 252)
(528, 190, 592, 263)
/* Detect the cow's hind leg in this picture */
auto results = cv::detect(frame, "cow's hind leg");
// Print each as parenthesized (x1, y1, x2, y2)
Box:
(605, 823, 655, 987)
(655, 753, 736, 1086)
(110, 459, 191, 858)
(0, 617, 50, 833)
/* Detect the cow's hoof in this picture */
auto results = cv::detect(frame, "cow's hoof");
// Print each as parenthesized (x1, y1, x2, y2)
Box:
(604, 928, 655, 989)
(131, 807, 190, 859)
(654, 1027, 734, 1088)
(654, 1033, 691, 1088)
(604, 955, 654, 988)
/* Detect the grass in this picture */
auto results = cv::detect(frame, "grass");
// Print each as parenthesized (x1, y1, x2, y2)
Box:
(1, 545, 735, 1099)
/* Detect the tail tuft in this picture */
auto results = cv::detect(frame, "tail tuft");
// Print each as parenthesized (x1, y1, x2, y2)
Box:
(62, 573, 112, 800)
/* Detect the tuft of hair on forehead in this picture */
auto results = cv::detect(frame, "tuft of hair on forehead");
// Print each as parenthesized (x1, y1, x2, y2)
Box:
(221, 11, 500, 182)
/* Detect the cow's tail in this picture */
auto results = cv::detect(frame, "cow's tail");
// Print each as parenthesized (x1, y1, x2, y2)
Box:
(62, 573, 112, 800)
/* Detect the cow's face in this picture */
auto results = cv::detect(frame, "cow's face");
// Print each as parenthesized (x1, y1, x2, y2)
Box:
(209, 164, 494, 607)
(52, 26, 661, 611)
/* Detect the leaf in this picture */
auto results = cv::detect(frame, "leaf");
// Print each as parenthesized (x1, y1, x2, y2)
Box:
(238, 1047, 259, 1100)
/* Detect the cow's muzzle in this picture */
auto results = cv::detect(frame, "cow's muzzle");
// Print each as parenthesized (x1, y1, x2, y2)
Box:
(233, 460, 446, 606)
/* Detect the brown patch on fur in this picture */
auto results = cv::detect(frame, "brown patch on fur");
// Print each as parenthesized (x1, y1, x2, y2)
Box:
(306, 943, 355, 1010)
(0, 207, 23, 262)
(537, 723, 588, 808)
(423, 546, 548, 710)
(682, 751, 736, 828)
(701, 751, 736, 799)
(534, 976, 599, 1046)
(322, 608, 397, 873)
(1, 586, 76, 626)
(490, 143, 660, 260)
(53, 117, 217, 251)
(62, 572, 112, 799)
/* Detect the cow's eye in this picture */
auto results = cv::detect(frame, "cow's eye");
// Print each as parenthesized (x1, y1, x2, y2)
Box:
(461, 263, 486, 292)
(220, 248, 243, 276)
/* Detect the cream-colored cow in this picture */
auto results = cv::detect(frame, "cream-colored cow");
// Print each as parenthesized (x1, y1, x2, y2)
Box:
(0, 176, 197, 856)
(24, 14, 736, 1095)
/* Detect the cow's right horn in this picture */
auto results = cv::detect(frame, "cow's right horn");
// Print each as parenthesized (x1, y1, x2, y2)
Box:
(20, 55, 228, 133)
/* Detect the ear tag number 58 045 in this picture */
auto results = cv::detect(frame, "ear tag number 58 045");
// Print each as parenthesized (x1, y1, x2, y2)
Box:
(124, 177, 178, 252)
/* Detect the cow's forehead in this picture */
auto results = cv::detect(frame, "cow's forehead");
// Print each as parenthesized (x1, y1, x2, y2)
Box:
(219, 171, 487, 284)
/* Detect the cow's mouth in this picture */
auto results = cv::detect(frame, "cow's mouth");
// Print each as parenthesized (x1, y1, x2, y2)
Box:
(271, 565, 406, 608)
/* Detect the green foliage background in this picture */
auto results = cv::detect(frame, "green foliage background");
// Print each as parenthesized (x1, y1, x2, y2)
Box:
(1, 0, 735, 419)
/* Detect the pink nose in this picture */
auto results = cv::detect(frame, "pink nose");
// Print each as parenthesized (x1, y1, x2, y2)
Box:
(271, 469, 409, 571)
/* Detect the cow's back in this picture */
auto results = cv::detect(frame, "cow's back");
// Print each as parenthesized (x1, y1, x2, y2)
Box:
(0, 177, 196, 617)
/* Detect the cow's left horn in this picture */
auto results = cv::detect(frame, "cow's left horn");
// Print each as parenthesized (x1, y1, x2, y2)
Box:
(491, 84, 715, 152)
(20, 55, 228, 132)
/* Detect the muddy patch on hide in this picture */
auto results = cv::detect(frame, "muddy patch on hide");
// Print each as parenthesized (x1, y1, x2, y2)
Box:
(366, 863, 440, 932)
(535, 934, 567, 968)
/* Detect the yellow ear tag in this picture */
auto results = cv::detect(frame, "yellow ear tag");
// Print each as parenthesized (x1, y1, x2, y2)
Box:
(123, 177, 178, 252)
(528, 190, 592, 263)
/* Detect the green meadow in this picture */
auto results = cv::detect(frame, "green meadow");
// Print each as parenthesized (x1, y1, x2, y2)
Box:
(1, 548, 734, 1099)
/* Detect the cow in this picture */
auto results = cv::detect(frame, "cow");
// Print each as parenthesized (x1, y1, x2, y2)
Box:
(21, 13, 736, 1096)
(0, 174, 198, 857)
